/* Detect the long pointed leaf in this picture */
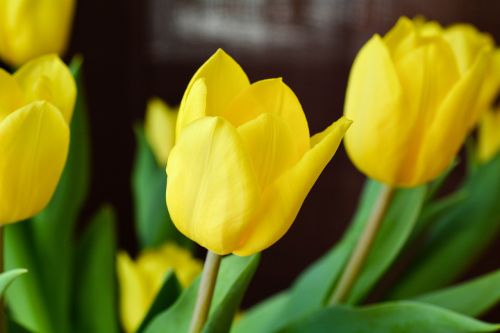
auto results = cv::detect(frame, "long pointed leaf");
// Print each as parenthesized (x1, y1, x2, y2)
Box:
(280, 301, 499, 333)
(73, 206, 119, 333)
(414, 269, 500, 317)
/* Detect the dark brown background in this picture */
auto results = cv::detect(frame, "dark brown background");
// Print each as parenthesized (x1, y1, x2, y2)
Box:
(68, 0, 499, 320)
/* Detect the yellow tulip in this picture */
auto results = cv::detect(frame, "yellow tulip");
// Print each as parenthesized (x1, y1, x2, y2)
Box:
(116, 243, 202, 333)
(478, 108, 500, 163)
(0, 0, 75, 67)
(145, 97, 178, 165)
(344, 17, 494, 187)
(0, 54, 75, 224)
(166, 49, 351, 256)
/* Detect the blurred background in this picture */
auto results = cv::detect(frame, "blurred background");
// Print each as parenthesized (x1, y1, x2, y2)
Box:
(67, 0, 499, 319)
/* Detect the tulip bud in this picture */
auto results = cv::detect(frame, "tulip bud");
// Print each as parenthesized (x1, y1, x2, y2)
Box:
(0, 0, 75, 66)
(344, 17, 494, 187)
(145, 98, 178, 165)
(0, 54, 75, 224)
(167, 49, 351, 256)
(478, 108, 500, 163)
(117, 244, 202, 333)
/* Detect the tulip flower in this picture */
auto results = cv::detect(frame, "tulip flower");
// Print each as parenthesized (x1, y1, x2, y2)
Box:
(344, 17, 494, 187)
(117, 243, 202, 333)
(0, 54, 75, 224)
(0, 0, 76, 67)
(145, 97, 178, 165)
(166, 49, 351, 256)
(478, 108, 500, 163)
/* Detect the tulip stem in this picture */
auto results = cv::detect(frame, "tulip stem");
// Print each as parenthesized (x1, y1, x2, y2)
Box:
(188, 250, 221, 333)
(328, 184, 394, 305)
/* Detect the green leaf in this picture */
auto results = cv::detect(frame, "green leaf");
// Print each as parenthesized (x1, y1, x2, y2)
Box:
(232, 292, 289, 333)
(346, 184, 426, 304)
(390, 154, 500, 299)
(271, 180, 425, 331)
(137, 271, 182, 333)
(413, 189, 468, 237)
(5, 222, 53, 333)
(282, 180, 382, 326)
(132, 126, 191, 249)
(414, 269, 500, 317)
(73, 206, 119, 333)
(8, 319, 34, 333)
(0, 269, 27, 297)
(279, 302, 500, 333)
(144, 254, 260, 333)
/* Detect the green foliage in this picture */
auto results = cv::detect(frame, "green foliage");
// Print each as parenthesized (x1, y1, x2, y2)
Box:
(253, 180, 426, 332)
(346, 183, 426, 304)
(390, 154, 500, 299)
(144, 254, 260, 333)
(0, 269, 27, 298)
(132, 126, 191, 250)
(73, 206, 119, 333)
(232, 292, 289, 333)
(279, 302, 499, 333)
(5, 222, 53, 333)
(414, 269, 500, 317)
(137, 271, 182, 333)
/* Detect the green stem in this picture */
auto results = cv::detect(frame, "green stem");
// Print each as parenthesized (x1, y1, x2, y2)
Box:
(188, 251, 221, 333)
(328, 184, 394, 305)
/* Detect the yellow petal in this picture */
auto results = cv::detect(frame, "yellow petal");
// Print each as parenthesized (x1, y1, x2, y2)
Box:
(226, 78, 310, 155)
(145, 97, 178, 165)
(0, 68, 23, 122)
(0, 0, 75, 67)
(478, 108, 500, 163)
(478, 49, 500, 112)
(175, 78, 207, 139)
(237, 113, 302, 190)
(158, 243, 202, 288)
(136, 249, 171, 298)
(14, 54, 76, 123)
(116, 252, 150, 333)
(416, 48, 490, 184)
(166, 117, 260, 255)
(390, 36, 460, 184)
(444, 24, 494, 74)
(344, 35, 408, 185)
(394, 36, 459, 119)
(234, 117, 351, 256)
(0, 101, 69, 225)
(177, 49, 250, 137)
(383, 17, 417, 61)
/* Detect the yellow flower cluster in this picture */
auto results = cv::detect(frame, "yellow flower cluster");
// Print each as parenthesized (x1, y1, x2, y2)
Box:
(117, 243, 202, 333)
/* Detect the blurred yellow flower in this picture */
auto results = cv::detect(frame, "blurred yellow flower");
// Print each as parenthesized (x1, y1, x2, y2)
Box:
(0, 54, 75, 224)
(0, 0, 75, 67)
(344, 17, 494, 187)
(145, 97, 178, 165)
(117, 243, 202, 333)
(167, 49, 351, 256)
(478, 108, 500, 163)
